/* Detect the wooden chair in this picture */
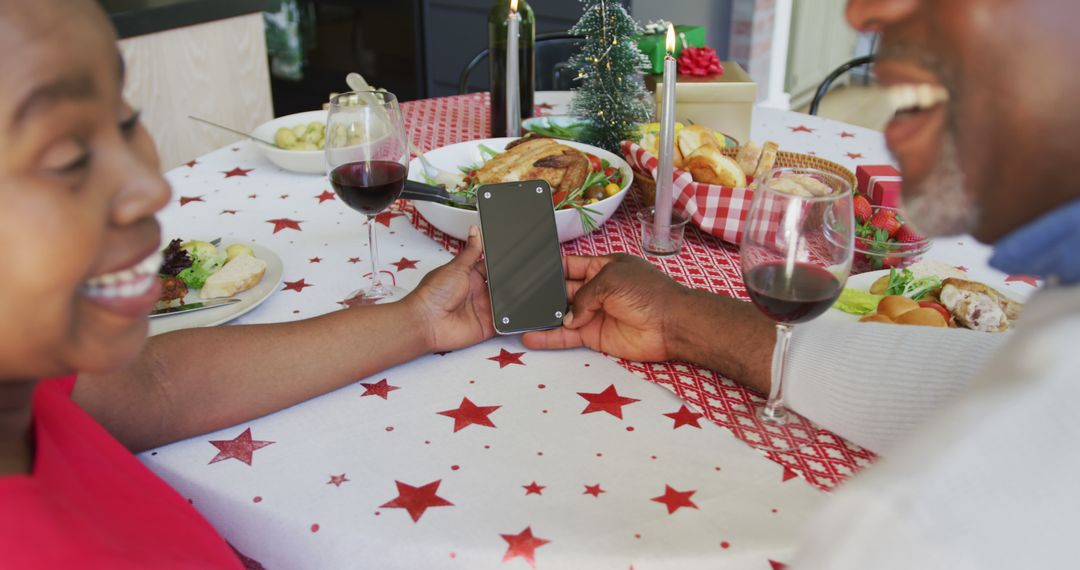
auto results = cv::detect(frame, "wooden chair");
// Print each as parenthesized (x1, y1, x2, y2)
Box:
(808, 54, 876, 116)
(457, 32, 584, 94)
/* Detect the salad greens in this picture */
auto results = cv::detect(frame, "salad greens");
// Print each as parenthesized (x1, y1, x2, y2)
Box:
(881, 267, 942, 300)
(523, 118, 589, 141)
(833, 288, 884, 315)
(177, 245, 227, 289)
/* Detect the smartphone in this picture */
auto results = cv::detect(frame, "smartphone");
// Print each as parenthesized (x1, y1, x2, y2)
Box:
(476, 180, 568, 335)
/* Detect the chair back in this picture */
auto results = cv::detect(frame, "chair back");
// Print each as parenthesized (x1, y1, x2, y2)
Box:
(808, 55, 875, 116)
(458, 33, 584, 94)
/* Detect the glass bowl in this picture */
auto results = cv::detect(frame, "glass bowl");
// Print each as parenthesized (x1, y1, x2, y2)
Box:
(852, 205, 932, 274)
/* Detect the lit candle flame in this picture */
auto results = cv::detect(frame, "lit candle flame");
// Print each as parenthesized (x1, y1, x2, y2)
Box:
(510, 0, 518, 13)
(665, 24, 675, 54)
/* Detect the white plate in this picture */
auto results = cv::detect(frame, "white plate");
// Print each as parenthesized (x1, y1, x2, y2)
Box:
(408, 138, 633, 243)
(250, 110, 328, 174)
(826, 267, 1027, 322)
(149, 243, 284, 336)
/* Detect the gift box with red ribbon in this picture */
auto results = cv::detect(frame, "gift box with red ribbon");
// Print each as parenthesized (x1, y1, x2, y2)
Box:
(855, 164, 902, 208)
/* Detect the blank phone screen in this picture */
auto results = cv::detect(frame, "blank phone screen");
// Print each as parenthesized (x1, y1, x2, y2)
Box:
(477, 180, 568, 334)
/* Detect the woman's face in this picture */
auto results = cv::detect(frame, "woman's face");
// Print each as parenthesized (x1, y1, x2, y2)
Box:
(0, 2, 170, 380)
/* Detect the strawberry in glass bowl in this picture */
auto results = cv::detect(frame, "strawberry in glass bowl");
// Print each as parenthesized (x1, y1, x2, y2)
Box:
(852, 197, 931, 274)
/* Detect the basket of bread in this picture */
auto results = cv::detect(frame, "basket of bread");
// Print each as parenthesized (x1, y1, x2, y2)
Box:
(622, 124, 854, 244)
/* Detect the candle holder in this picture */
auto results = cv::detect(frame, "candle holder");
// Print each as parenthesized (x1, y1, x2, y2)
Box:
(638, 207, 689, 256)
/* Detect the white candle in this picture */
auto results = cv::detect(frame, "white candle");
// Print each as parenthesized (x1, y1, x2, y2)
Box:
(653, 24, 677, 236)
(506, 0, 521, 137)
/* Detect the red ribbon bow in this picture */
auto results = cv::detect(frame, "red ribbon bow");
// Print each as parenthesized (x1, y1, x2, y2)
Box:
(677, 47, 724, 77)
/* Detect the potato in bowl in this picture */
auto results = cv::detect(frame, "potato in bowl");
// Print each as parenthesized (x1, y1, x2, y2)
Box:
(250, 110, 328, 174)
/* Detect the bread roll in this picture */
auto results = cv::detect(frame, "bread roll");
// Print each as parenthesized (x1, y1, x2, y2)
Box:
(792, 174, 832, 196)
(677, 125, 722, 158)
(875, 295, 920, 319)
(752, 141, 780, 180)
(199, 254, 267, 299)
(683, 145, 747, 187)
(859, 313, 895, 324)
(895, 307, 948, 327)
(767, 176, 812, 197)
(735, 142, 762, 176)
(869, 275, 891, 295)
(639, 131, 684, 168)
(860, 295, 947, 328)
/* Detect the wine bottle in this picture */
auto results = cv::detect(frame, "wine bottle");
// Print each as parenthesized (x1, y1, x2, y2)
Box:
(488, 0, 535, 137)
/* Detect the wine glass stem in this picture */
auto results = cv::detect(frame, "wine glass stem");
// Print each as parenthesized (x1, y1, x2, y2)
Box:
(762, 323, 794, 424)
(367, 215, 385, 291)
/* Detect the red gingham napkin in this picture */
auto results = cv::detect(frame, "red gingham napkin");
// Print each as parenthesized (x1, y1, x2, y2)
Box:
(622, 141, 755, 244)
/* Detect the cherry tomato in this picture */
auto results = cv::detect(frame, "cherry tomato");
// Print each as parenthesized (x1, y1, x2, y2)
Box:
(587, 154, 602, 172)
(551, 190, 568, 206)
(918, 301, 952, 324)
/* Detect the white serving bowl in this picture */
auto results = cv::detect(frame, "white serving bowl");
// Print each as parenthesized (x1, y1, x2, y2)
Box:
(251, 110, 328, 174)
(408, 138, 632, 243)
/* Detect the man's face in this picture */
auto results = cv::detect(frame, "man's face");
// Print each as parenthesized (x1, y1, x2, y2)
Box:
(848, 0, 1080, 242)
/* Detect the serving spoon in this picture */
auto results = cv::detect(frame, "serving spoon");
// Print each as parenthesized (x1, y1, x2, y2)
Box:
(345, 73, 464, 189)
(401, 179, 476, 208)
(188, 116, 279, 148)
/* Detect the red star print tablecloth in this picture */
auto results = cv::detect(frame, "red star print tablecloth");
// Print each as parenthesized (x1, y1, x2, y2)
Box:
(144, 93, 1022, 569)
(401, 94, 1017, 484)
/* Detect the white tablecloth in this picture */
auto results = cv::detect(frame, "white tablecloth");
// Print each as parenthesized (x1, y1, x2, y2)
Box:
(140, 97, 1027, 569)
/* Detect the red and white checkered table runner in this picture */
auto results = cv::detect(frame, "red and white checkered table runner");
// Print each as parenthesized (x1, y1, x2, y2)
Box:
(622, 141, 758, 245)
(400, 94, 875, 491)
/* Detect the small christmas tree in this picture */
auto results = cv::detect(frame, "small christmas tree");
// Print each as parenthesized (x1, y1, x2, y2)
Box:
(568, 0, 653, 153)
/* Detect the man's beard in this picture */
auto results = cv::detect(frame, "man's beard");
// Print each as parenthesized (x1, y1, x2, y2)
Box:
(900, 133, 979, 237)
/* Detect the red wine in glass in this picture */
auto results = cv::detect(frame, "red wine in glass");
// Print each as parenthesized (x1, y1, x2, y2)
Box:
(738, 166, 854, 446)
(329, 161, 406, 216)
(745, 262, 843, 325)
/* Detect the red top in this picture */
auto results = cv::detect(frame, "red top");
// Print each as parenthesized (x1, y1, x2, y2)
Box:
(0, 376, 243, 569)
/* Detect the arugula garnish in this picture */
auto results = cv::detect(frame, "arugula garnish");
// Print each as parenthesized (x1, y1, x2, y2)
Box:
(478, 144, 499, 161)
(883, 268, 942, 300)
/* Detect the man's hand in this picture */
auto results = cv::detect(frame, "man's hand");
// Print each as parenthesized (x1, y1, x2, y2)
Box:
(404, 226, 495, 352)
(522, 254, 691, 362)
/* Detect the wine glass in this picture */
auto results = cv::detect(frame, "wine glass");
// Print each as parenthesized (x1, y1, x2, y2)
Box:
(326, 90, 409, 305)
(739, 167, 854, 451)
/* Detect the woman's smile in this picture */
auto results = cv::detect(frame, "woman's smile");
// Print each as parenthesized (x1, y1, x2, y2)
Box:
(80, 249, 163, 318)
